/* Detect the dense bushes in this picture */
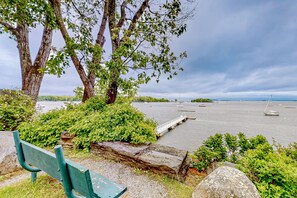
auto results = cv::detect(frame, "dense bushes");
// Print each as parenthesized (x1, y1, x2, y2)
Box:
(0, 89, 35, 131)
(19, 97, 157, 149)
(237, 143, 297, 197)
(192, 133, 297, 198)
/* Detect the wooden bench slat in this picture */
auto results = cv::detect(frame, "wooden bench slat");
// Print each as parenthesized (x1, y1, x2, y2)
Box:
(21, 141, 61, 180)
(66, 160, 94, 197)
(90, 171, 127, 198)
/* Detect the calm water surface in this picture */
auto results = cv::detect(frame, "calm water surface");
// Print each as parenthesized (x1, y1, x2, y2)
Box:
(133, 101, 297, 152)
(38, 101, 297, 152)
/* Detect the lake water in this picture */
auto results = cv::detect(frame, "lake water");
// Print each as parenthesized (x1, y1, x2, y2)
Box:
(37, 101, 297, 152)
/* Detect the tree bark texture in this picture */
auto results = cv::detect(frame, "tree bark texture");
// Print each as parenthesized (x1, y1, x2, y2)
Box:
(1, 20, 54, 102)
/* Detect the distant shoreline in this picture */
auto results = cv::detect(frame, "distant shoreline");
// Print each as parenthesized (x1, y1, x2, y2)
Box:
(213, 99, 297, 102)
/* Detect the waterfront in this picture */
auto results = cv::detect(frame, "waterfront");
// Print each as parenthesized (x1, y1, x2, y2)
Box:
(37, 101, 297, 152)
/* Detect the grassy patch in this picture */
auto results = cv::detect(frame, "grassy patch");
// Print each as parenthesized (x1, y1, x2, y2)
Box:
(0, 175, 65, 198)
(133, 168, 204, 198)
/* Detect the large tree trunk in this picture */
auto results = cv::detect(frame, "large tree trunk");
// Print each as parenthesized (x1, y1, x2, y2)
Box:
(22, 67, 44, 102)
(106, 79, 118, 104)
(16, 24, 53, 102)
(82, 72, 96, 102)
(81, 80, 95, 102)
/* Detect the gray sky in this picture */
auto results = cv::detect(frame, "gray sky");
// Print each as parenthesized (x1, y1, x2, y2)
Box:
(1, 0, 297, 99)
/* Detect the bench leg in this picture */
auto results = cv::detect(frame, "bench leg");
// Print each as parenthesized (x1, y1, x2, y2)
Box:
(31, 172, 37, 183)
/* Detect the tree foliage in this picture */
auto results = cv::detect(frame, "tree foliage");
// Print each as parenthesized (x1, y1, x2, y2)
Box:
(48, 0, 195, 103)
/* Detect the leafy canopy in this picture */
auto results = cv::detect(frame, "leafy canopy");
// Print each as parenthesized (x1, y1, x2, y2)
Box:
(0, 0, 56, 36)
(47, 0, 195, 95)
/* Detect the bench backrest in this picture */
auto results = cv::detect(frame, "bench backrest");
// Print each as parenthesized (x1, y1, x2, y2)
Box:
(13, 131, 61, 180)
(21, 141, 61, 180)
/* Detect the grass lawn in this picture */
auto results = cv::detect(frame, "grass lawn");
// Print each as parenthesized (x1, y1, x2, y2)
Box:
(0, 175, 65, 198)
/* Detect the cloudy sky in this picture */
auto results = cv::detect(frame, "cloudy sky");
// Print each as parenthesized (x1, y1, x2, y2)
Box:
(1, 0, 297, 100)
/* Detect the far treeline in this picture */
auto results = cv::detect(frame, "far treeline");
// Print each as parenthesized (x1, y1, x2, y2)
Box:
(38, 96, 214, 103)
(38, 95, 170, 102)
(133, 96, 170, 102)
(191, 98, 213, 103)
(38, 96, 81, 101)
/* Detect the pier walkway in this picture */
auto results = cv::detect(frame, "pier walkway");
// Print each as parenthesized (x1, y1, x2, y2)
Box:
(156, 115, 188, 137)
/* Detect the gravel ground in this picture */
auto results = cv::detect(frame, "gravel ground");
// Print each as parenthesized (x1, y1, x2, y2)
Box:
(0, 157, 168, 198)
(0, 172, 31, 188)
(74, 157, 168, 198)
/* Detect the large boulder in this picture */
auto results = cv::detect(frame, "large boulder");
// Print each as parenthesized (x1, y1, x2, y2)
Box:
(206, 161, 235, 174)
(91, 142, 190, 182)
(0, 131, 21, 175)
(192, 166, 260, 198)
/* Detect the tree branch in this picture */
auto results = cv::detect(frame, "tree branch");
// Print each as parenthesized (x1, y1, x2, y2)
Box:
(33, 24, 53, 69)
(71, 1, 86, 19)
(117, 0, 128, 28)
(126, 0, 149, 37)
(49, 0, 91, 88)
(96, 0, 108, 47)
(0, 18, 18, 36)
(108, 0, 118, 51)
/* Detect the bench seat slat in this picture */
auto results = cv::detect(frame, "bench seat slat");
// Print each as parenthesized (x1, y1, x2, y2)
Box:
(21, 141, 61, 180)
(66, 159, 127, 198)
(90, 171, 127, 198)
(66, 160, 94, 197)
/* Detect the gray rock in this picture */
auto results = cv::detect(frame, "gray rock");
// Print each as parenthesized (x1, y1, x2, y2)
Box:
(91, 142, 190, 182)
(206, 161, 235, 174)
(0, 131, 21, 175)
(192, 166, 260, 198)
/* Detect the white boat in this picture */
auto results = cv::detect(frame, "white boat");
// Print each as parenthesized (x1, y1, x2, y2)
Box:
(264, 95, 279, 116)
(264, 110, 279, 116)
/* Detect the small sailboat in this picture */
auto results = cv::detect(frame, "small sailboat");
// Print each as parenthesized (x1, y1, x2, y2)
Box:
(264, 95, 279, 116)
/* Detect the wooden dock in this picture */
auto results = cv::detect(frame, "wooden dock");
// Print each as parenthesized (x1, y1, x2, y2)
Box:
(156, 115, 188, 137)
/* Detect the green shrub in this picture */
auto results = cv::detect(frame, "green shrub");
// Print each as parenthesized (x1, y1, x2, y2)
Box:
(191, 133, 268, 171)
(237, 143, 297, 198)
(70, 104, 156, 149)
(192, 133, 297, 197)
(19, 97, 157, 149)
(0, 89, 35, 131)
(192, 134, 227, 171)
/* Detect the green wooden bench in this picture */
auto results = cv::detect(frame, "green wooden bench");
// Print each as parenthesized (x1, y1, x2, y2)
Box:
(13, 131, 127, 198)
